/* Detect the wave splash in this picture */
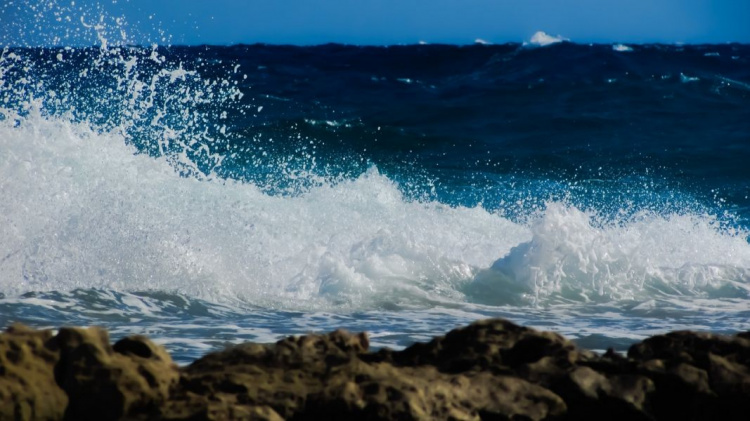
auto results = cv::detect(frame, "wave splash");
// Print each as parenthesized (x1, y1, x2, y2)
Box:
(0, 111, 526, 309)
(470, 203, 750, 305)
(2, 6, 750, 312)
(3, 111, 750, 311)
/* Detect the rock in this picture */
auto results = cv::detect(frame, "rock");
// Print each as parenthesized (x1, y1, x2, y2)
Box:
(165, 329, 368, 419)
(551, 366, 654, 420)
(4, 319, 750, 420)
(628, 330, 750, 367)
(160, 399, 284, 421)
(371, 318, 585, 374)
(310, 364, 565, 420)
(0, 324, 67, 421)
(51, 327, 179, 420)
(170, 328, 564, 421)
(628, 330, 750, 420)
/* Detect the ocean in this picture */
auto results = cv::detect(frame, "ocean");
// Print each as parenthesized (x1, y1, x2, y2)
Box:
(2, 36, 750, 364)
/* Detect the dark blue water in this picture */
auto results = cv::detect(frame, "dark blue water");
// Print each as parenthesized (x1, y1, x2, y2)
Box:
(219, 43, 750, 214)
(2, 41, 750, 363)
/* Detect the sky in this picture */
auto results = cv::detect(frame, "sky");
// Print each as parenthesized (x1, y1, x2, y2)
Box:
(2, 0, 750, 46)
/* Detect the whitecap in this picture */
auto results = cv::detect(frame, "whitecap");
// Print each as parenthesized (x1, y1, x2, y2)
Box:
(467, 202, 750, 306)
(680, 73, 700, 83)
(525, 31, 567, 47)
(612, 44, 633, 52)
(0, 113, 529, 310)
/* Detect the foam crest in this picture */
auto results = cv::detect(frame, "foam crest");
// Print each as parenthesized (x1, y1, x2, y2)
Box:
(6, 109, 748, 312)
(525, 31, 567, 47)
(470, 202, 750, 305)
(0, 113, 530, 310)
(612, 44, 634, 52)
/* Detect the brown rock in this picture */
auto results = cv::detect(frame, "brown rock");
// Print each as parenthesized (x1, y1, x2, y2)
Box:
(5, 318, 750, 420)
(372, 318, 582, 374)
(167, 329, 368, 419)
(310, 363, 566, 420)
(160, 398, 283, 421)
(551, 366, 655, 420)
(169, 328, 565, 421)
(628, 330, 750, 368)
(627, 330, 750, 420)
(51, 326, 178, 420)
(708, 352, 750, 394)
(0, 324, 67, 420)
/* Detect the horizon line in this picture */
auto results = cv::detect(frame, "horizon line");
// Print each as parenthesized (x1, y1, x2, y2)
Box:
(5, 40, 750, 49)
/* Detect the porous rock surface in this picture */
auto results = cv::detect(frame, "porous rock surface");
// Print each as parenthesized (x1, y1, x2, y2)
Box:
(2, 319, 750, 420)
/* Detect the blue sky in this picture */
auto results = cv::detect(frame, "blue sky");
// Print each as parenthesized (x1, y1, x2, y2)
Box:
(3, 0, 750, 46)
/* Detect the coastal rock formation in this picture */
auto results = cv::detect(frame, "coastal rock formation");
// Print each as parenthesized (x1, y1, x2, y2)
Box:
(53, 327, 179, 420)
(0, 324, 179, 420)
(2, 319, 750, 420)
(0, 324, 66, 420)
(164, 328, 564, 420)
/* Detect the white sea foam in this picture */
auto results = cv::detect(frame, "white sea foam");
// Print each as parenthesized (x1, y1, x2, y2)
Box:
(612, 44, 633, 52)
(680, 73, 700, 83)
(525, 31, 567, 47)
(0, 111, 528, 309)
(3, 112, 750, 312)
(469, 203, 750, 305)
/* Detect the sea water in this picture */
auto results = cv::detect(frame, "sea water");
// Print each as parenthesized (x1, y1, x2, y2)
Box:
(2, 5, 750, 364)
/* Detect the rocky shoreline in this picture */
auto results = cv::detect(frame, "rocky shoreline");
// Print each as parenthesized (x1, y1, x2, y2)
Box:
(2, 319, 750, 420)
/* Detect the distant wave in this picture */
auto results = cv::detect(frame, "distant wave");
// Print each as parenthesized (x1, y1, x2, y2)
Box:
(525, 31, 568, 47)
(612, 44, 633, 52)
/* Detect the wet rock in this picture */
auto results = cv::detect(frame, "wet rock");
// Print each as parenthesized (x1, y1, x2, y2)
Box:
(160, 399, 283, 421)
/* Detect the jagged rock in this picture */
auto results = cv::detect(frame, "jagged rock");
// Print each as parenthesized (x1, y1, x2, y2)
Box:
(160, 398, 283, 421)
(169, 328, 565, 420)
(370, 318, 584, 374)
(550, 366, 654, 420)
(310, 364, 566, 420)
(628, 330, 750, 367)
(166, 329, 368, 419)
(52, 327, 179, 420)
(0, 324, 67, 421)
(628, 330, 750, 420)
(4, 319, 750, 420)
